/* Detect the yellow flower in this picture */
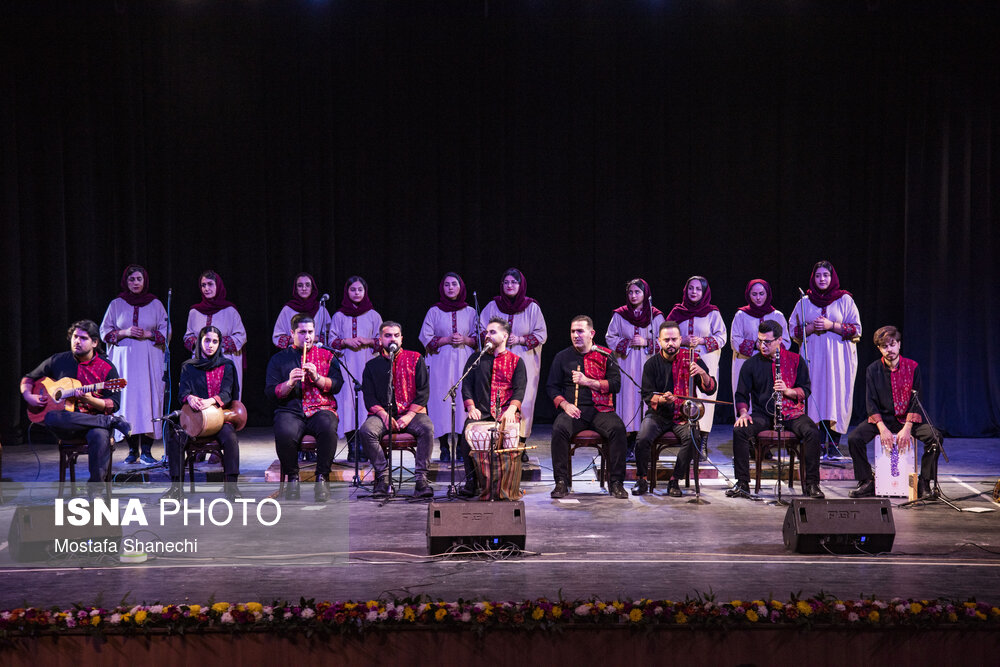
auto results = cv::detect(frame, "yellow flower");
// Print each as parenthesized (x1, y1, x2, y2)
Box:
(188, 605, 201, 614)
(344, 602, 358, 610)
(212, 602, 230, 613)
(246, 602, 263, 614)
(612, 601, 625, 611)
(947, 612, 958, 623)
(991, 607, 1000, 617)
(403, 607, 416, 622)
(796, 601, 813, 616)
(746, 610, 759, 622)
(964, 602, 977, 608)
(122, 614, 131, 623)
(674, 612, 688, 624)
(435, 609, 447, 621)
(531, 608, 544, 621)
(366, 600, 379, 609)
(751, 600, 764, 607)
(730, 599, 742, 607)
(91, 616, 101, 626)
(628, 608, 643, 623)
(975, 611, 987, 621)
(134, 610, 148, 625)
(868, 611, 880, 622)
(909, 603, 923, 614)
(552, 606, 563, 619)
(596, 602, 607, 610)
(770, 600, 784, 609)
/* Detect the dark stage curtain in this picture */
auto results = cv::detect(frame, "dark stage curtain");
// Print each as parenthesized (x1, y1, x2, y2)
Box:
(2, 1, 997, 444)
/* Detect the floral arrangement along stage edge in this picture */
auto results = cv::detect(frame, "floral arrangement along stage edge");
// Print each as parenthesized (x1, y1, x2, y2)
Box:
(2, 594, 999, 641)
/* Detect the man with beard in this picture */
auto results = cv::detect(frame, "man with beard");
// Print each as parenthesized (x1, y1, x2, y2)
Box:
(631, 321, 716, 497)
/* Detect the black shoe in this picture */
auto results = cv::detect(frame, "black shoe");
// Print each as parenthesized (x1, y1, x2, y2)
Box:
(124, 452, 139, 464)
(139, 453, 158, 465)
(224, 482, 242, 501)
(698, 434, 709, 458)
(848, 479, 875, 498)
(284, 478, 301, 500)
(631, 478, 648, 496)
(161, 482, 183, 501)
(725, 481, 752, 498)
(109, 415, 132, 439)
(667, 478, 682, 498)
(609, 481, 629, 499)
(917, 478, 937, 499)
(804, 482, 826, 499)
(458, 480, 478, 498)
(440, 445, 451, 463)
(550, 479, 569, 499)
(372, 476, 390, 498)
(314, 480, 330, 503)
(346, 447, 357, 463)
(414, 478, 435, 498)
(520, 451, 529, 463)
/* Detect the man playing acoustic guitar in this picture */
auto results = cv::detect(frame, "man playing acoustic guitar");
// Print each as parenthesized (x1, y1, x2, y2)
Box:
(20, 319, 131, 483)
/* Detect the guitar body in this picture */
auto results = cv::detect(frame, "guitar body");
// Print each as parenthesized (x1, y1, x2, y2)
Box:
(26, 377, 82, 423)
(26, 376, 128, 424)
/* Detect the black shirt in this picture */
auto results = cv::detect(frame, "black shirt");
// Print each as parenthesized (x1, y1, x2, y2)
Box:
(735, 351, 811, 418)
(545, 346, 621, 409)
(179, 359, 239, 406)
(361, 351, 430, 416)
(640, 352, 713, 422)
(264, 346, 344, 415)
(461, 350, 527, 414)
(25, 351, 121, 413)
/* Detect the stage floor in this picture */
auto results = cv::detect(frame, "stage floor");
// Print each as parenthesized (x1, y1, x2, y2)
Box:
(1, 427, 998, 607)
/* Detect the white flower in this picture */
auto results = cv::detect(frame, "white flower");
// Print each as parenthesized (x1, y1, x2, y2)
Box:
(301, 608, 315, 619)
(90, 610, 100, 617)
(150, 605, 164, 614)
(575, 604, 591, 616)
(66, 618, 77, 628)
(110, 614, 122, 624)
(835, 603, 846, 612)
(460, 612, 472, 622)
(848, 612, 859, 622)
(284, 611, 293, 619)
(366, 611, 378, 622)
(220, 612, 234, 624)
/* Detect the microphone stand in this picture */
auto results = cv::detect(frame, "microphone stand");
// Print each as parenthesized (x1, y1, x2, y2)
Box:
(444, 344, 494, 499)
(899, 390, 960, 511)
(385, 348, 398, 497)
(330, 349, 364, 487)
(161, 287, 173, 467)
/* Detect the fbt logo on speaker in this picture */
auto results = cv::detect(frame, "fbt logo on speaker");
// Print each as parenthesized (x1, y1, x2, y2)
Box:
(54, 497, 281, 527)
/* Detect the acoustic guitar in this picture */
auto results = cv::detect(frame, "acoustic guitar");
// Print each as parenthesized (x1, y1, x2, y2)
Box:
(26, 377, 128, 424)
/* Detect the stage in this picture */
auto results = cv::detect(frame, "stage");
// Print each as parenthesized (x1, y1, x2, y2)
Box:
(2, 426, 998, 609)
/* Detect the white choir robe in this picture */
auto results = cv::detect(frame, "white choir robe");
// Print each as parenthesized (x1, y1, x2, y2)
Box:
(604, 311, 664, 432)
(100, 298, 168, 440)
(419, 306, 478, 436)
(789, 294, 861, 433)
(729, 309, 790, 417)
(329, 309, 383, 436)
(679, 311, 727, 432)
(271, 305, 333, 348)
(184, 306, 247, 399)
(480, 301, 547, 439)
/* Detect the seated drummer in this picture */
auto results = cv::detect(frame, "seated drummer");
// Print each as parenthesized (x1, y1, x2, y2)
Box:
(20, 319, 131, 485)
(458, 316, 527, 498)
(163, 326, 241, 501)
(265, 314, 343, 502)
(359, 321, 435, 498)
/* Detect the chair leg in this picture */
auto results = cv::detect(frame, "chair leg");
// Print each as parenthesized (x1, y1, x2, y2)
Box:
(188, 449, 197, 493)
(649, 447, 658, 490)
(753, 438, 762, 493)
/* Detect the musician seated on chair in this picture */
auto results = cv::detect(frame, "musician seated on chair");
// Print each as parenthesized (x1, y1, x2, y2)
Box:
(265, 314, 344, 502)
(358, 321, 435, 499)
(847, 325, 942, 499)
(545, 315, 629, 500)
(458, 316, 527, 498)
(163, 326, 241, 501)
(730, 320, 824, 500)
(20, 319, 131, 484)
(632, 320, 716, 498)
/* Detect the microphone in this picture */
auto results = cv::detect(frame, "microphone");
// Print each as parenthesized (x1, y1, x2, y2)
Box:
(388, 342, 400, 355)
(591, 346, 612, 357)
(154, 410, 181, 422)
(319, 293, 330, 304)
(483, 340, 494, 353)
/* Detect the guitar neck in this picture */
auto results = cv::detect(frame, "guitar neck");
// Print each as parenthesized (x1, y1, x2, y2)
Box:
(63, 381, 104, 398)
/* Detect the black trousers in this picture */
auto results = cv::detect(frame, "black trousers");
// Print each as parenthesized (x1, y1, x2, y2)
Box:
(165, 422, 240, 480)
(732, 415, 822, 485)
(847, 420, 941, 482)
(274, 410, 338, 477)
(634, 412, 697, 480)
(550, 408, 627, 484)
(44, 411, 113, 483)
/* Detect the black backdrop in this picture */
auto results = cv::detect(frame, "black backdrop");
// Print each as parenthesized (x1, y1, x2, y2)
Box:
(2, 0, 997, 445)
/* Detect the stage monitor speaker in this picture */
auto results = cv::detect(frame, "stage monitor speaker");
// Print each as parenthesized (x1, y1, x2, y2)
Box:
(7, 505, 123, 562)
(426, 501, 526, 555)
(782, 498, 895, 554)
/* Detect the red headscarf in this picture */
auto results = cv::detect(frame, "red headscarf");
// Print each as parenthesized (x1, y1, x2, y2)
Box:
(493, 268, 537, 315)
(338, 276, 374, 317)
(284, 272, 321, 317)
(806, 261, 852, 308)
(117, 265, 157, 307)
(613, 278, 663, 327)
(666, 276, 719, 324)
(191, 270, 237, 316)
(738, 278, 776, 318)
(434, 272, 469, 313)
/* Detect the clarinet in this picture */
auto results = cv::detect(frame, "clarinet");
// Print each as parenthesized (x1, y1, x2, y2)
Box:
(772, 348, 783, 430)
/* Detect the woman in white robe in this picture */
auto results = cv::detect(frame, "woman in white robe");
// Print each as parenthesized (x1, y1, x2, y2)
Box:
(419, 272, 477, 461)
(666, 276, 727, 438)
(271, 272, 333, 348)
(479, 268, 547, 455)
(183, 270, 247, 400)
(604, 278, 664, 445)
(100, 264, 168, 464)
(329, 275, 381, 458)
(789, 261, 861, 452)
(730, 278, 789, 417)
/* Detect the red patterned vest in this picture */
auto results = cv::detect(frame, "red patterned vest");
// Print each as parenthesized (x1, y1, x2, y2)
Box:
(489, 350, 521, 417)
(582, 346, 614, 413)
